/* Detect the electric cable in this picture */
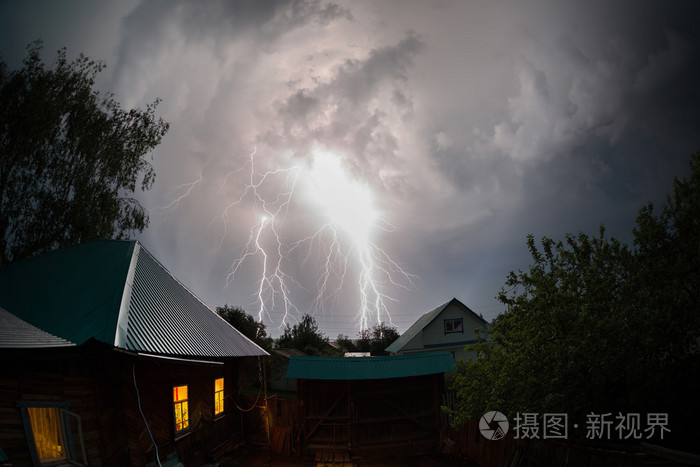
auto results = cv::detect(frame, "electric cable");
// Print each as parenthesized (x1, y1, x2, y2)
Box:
(133, 364, 163, 467)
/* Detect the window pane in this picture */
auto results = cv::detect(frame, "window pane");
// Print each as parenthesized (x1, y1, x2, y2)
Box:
(215, 378, 224, 392)
(173, 385, 188, 402)
(27, 407, 66, 462)
(182, 401, 189, 429)
(445, 318, 463, 333)
(175, 403, 182, 426)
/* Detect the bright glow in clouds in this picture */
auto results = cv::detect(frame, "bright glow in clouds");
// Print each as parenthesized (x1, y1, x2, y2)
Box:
(304, 147, 378, 244)
(224, 145, 414, 331)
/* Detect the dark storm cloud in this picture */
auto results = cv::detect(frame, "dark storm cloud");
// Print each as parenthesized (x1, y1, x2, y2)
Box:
(2, 0, 699, 335)
(261, 32, 424, 190)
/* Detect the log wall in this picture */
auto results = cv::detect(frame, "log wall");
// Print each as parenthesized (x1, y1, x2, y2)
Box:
(0, 343, 244, 466)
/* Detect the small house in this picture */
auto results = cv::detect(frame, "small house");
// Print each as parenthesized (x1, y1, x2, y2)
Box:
(287, 351, 454, 457)
(385, 297, 489, 361)
(0, 240, 268, 466)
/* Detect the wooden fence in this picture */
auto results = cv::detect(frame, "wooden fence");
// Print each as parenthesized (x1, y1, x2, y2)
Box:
(239, 392, 300, 456)
(237, 391, 699, 465)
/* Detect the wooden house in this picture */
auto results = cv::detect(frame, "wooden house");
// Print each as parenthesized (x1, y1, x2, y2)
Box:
(0, 240, 267, 466)
(385, 297, 489, 362)
(286, 351, 454, 457)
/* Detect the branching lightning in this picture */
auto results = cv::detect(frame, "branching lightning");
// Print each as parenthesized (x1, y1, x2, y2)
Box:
(162, 145, 415, 332)
(220, 145, 415, 331)
(157, 172, 203, 211)
(219, 148, 303, 326)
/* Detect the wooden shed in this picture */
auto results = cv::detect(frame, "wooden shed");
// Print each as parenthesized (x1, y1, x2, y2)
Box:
(286, 352, 454, 457)
(0, 240, 267, 466)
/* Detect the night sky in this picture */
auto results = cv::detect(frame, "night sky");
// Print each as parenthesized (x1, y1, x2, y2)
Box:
(2, 0, 699, 337)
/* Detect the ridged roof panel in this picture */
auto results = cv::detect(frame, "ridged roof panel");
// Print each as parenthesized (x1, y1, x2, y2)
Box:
(0, 240, 267, 358)
(0, 307, 75, 348)
(384, 299, 450, 353)
(123, 244, 267, 357)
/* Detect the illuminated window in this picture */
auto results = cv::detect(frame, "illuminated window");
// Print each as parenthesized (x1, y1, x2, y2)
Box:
(173, 385, 189, 433)
(28, 407, 66, 463)
(17, 402, 86, 466)
(214, 378, 224, 416)
(444, 318, 463, 334)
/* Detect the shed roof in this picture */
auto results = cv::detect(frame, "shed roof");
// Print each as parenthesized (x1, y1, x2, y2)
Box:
(286, 351, 454, 380)
(0, 240, 267, 358)
(385, 297, 488, 354)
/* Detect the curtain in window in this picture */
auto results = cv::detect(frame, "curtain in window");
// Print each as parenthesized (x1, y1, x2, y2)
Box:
(27, 407, 66, 461)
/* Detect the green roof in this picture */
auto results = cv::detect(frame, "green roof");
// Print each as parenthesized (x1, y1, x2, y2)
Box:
(0, 241, 134, 346)
(285, 351, 455, 380)
(0, 240, 267, 358)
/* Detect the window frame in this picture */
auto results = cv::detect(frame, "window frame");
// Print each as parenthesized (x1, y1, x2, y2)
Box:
(214, 377, 225, 418)
(17, 401, 86, 467)
(444, 317, 464, 335)
(172, 384, 190, 437)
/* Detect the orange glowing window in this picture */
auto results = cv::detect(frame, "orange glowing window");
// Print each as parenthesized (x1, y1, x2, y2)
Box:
(214, 378, 224, 415)
(173, 385, 189, 432)
(27, 407, 66, 462)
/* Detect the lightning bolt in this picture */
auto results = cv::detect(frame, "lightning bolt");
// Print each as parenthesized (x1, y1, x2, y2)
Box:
(158, 172, 203, 211)
(220, 148, 302, 326)
(157, 145, 415, 332)
(221, 144, 416, 331)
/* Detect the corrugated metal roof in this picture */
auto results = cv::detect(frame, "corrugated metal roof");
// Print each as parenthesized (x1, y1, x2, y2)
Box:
(0, 307, 75, 348)
(0, 240, 267, 358)
(286, 351, 455, 380)
(124, 243, 266, 357)
(385, 297, 488, 353)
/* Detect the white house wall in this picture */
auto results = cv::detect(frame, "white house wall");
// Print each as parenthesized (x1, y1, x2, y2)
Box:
(421, 303, 485, 361)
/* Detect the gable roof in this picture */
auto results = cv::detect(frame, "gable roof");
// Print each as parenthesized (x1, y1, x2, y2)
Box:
(286, 351, 455, 380)
(0, 240, 267, 358)
(385, 297, 488, 354)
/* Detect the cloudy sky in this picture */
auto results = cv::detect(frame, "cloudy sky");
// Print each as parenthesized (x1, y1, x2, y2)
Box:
(2, 0, 699, 337)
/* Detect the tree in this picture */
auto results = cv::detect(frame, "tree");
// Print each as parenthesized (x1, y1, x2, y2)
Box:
(276, 314, 330, 355)
(356, 322, 400, 356)
(446, 153, 700, 449)
(217, 305, 274, 390)
(0, 41, 169, 265)
(217, 304, 273, 351)
(627, 152, 700, 425)
(336, 333, 357, 353)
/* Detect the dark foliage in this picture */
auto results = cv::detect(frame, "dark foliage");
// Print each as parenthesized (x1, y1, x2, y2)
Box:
(356, 322, 400, 356)
(0, 41, 169, 265)
(217, 304, 273, 351)
(276, 314, 332, 355)
(447, 152, 700, 450)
